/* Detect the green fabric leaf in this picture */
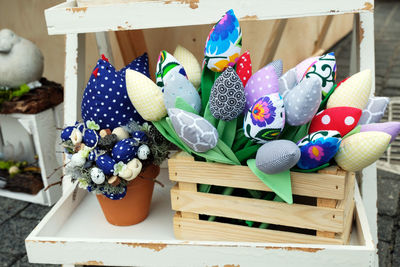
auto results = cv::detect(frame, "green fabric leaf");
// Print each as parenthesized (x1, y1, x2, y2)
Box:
(200, 66, 216, 115)
(203, 102, 218, 128)
(291, 163, 330, 173)
(280, 123, 310, 144)
(232, 128, 250, 152)
(217, 120, 226, 139)
(175, 96, 198, 115)
(247, 159, 293, 204)
(157, 118, 236, 165)
(319, 84, 337, 111)
(152, 120, 191, 154)
(221, 118, 237, 148)
(235, 144, 260, 162)
(216, 139, 241, 165)
(343, 125, 361, 139)
(292, 122, 311, 143)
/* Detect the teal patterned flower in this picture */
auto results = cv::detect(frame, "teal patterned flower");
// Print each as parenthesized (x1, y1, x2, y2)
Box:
(204, 9, 242, 72)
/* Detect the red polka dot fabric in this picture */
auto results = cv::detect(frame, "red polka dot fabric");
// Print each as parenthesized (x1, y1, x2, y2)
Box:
(309, 106, 362, 137)
(236, 51, 252, 87)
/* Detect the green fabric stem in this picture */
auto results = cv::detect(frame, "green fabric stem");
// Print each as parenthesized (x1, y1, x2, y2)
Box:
(319, 84, 337, 111)
(220, 118, 237, 148)
(198, 184, 212, 193)
(174, 96, 198, 115)
(217, 120, 227, 139)
(235, 144, 260, 163)
(343, 125, 361, 139)
(200, 66, 216, 115)
(280, 122, 310, 144)
(203, 102, 218, 128)
(216, 139, 241, 165)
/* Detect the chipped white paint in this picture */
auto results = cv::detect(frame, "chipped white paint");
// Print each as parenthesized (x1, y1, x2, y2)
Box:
(44, 0, 373, 35)
(351, 10, 378, 267)
(26, 170, 375, 266)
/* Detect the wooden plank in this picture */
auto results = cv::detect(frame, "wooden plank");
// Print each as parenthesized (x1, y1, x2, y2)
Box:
(313, 15, 334, 54)
(168, 157, 345, 199)
(336, 172, 356, 244)
(173, 213, 343, 245)
(95, 32, 114, 64)
(177, 183, 198, 220)
(316, 198, 337, 238)
(32, 109, 63, 205)
(260, 19, 288, 66)
(171, 185, 344, 232)
(45, 0, 369, 35)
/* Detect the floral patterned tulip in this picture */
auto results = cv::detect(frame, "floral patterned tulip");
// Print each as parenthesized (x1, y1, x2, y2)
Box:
(204, 9, 242, 72)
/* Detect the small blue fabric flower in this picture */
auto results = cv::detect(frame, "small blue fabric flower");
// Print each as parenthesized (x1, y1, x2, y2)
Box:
(111, 138, 139, 163)
(88, 148, 99, 161)
(132, 131, 148, 142)
(103, 186, 127, 200)
(83, 129, 99, 148)
(61, 126, 75, 141)
(96, 154, 116, 175)
(297, 133, 341, 170)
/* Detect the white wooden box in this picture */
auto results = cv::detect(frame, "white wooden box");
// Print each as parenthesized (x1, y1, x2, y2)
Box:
(25, 168, 375, 267)
(0, 105, 63, 205)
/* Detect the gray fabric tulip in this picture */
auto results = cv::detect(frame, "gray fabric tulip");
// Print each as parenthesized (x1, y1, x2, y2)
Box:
(168, 108, 218, 152)
(284, 76, 322, 126)
(256, 140, 301, 174)
(209, 67, 245, 121)
(278, 68, 297, 98)
(358, 96, 389, 125)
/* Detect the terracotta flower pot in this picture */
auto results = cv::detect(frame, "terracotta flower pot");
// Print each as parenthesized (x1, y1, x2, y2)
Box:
(96, 164, 160, 226)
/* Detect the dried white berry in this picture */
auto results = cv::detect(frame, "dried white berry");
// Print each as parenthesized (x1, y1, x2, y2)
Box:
(90, 167, 105, 184)
(138, 144, 150, 160)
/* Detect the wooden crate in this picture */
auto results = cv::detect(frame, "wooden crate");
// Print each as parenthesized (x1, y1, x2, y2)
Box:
(169, 152, 355, 245)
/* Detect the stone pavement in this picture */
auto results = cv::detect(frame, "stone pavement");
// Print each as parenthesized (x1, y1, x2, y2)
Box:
(0, 197, 50, 266)
(0, 1, 400, 266)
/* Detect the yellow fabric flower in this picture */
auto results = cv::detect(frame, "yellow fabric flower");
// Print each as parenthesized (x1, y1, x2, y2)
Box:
(174, 45, 201, 88)
(335, 131, 390, 171)
(125, 69, 167, 121)
(327, 69, 372, 110)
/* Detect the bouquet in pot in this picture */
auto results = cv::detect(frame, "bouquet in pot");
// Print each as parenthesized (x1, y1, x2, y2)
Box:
(60, 54, 170, 226)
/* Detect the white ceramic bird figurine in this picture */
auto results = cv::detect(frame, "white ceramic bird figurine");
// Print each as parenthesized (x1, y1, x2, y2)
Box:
(0, 29, 44, 88)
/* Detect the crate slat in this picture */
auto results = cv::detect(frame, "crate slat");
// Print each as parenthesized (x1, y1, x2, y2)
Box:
(171, 185, 344, 232)
(173, 213, 344, 245)
(169, 158, 345, 200)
